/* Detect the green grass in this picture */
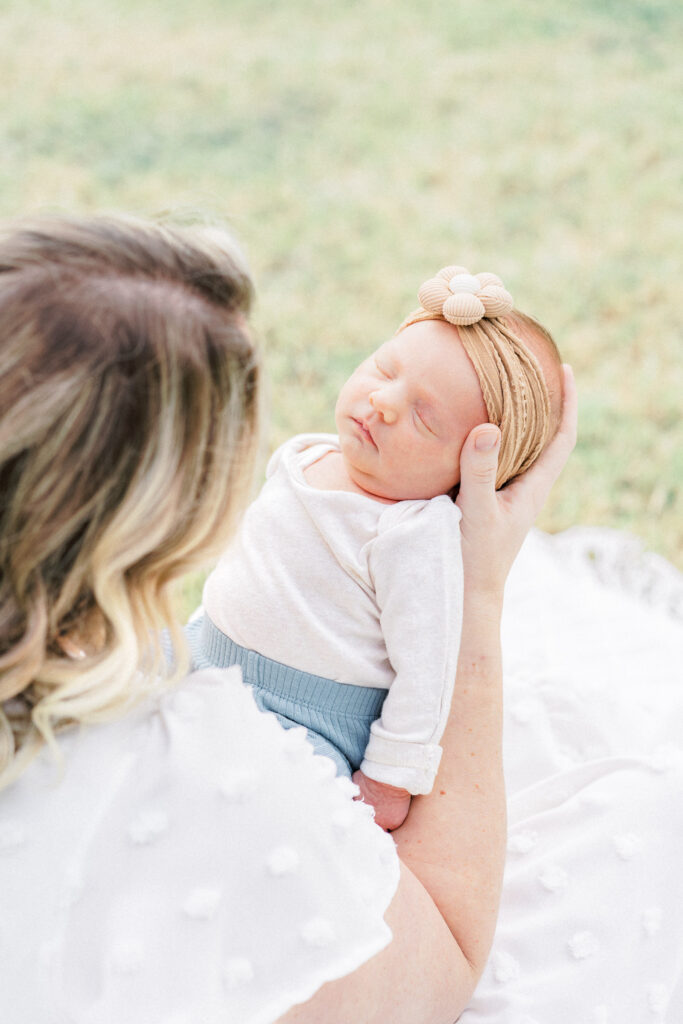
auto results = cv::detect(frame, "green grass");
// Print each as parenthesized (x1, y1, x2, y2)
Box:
(2, 0, 681, 616)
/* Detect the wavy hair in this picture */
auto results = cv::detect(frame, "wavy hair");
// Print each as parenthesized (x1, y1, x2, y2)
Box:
(0, 215, 260, 786)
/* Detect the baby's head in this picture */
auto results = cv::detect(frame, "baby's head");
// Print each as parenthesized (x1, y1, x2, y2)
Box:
(334, 266, 562, 501)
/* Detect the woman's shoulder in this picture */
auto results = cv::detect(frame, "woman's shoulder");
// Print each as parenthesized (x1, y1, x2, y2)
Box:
(1, 668, 399, 1023)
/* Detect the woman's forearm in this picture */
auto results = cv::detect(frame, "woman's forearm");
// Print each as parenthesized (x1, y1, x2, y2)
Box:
(279, 589, 508, 1024)
(391, 589, 507, 980)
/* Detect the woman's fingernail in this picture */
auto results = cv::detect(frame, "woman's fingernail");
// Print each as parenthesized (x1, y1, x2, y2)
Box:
(475, 427, 500, 451)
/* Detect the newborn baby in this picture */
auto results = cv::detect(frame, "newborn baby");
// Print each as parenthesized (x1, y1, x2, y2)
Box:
(191, 266, 563, 829)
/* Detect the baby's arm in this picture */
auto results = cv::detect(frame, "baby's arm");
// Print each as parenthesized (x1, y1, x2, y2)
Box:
(362, 498, 464, 800)
(352, 770, 412, 831)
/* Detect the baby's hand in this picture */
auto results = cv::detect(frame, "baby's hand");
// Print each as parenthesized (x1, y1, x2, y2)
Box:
(351, 770, 411, 832)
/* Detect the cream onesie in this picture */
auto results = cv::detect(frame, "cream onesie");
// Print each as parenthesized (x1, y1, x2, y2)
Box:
(201, 433, 464, 794)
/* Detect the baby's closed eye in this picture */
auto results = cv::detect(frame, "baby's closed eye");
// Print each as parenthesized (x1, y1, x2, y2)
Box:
(374, 358, 392, 379)
(414, 407, 436, 436)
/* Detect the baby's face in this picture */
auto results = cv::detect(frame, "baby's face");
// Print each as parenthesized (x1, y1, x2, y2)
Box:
(335, 319, 488, 501)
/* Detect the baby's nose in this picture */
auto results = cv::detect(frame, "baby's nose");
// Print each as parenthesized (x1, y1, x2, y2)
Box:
(369, 390, 398, 424)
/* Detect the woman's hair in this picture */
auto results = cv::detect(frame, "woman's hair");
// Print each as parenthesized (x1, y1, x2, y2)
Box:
(0, 214, 260, 786)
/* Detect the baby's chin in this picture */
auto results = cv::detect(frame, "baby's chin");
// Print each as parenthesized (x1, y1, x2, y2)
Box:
(399, 468, 462, 502)
(368, 477, 461, 503)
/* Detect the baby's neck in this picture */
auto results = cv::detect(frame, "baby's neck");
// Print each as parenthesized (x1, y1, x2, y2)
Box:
(303, 451, 396, 504)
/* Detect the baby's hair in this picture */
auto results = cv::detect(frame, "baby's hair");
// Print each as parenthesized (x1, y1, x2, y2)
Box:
(0, 215, 260, 786)
(399, 267, 563, 488)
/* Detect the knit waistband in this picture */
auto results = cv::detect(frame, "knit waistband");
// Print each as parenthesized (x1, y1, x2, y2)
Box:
(193, 614, 387, 719)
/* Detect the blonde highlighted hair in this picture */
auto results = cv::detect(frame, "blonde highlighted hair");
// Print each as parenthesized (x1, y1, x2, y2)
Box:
(0, 215, 260, 786)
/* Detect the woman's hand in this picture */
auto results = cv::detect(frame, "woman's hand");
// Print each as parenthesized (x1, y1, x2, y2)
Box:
(456, 364, 578, 600)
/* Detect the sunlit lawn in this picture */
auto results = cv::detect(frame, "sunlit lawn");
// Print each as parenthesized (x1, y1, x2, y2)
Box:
(2, 0, 681, 616)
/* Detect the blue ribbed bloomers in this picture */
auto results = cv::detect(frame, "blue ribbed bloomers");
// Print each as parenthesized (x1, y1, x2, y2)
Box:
(185, 614, 387, 777)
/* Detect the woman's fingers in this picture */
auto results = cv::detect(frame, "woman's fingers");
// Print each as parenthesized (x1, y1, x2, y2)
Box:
(458, 363, 577, 523)
(457, 425, 501, 518)
(456, 366, 577, 597)
(505, 365, 578, 516)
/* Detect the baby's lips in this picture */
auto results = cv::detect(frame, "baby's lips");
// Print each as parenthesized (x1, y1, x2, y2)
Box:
(355, 416, 378, 448)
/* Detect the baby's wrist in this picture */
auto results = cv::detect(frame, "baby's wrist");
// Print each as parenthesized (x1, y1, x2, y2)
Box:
(354, 770, 410, 800)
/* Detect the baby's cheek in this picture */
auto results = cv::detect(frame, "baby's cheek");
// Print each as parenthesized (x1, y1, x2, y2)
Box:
(434, 448, 462, 491)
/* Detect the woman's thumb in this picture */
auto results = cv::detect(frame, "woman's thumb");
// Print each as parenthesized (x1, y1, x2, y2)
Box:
(459, 425, 501, 492)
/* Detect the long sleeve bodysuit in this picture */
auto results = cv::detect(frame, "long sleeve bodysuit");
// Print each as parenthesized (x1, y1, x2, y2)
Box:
(202, 434, 464, 794)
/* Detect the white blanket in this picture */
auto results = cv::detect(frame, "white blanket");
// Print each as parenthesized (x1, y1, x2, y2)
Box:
(462, 528, 683, 1024)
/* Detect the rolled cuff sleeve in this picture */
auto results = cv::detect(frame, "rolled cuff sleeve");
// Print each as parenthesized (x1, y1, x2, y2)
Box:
(360, 734, 443, 795)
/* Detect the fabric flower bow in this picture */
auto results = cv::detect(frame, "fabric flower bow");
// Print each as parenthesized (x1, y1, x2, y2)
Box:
(417, 266, 514, 326)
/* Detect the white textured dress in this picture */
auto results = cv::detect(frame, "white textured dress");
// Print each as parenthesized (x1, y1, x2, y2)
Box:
(463, 527, 683, 1024)
(1, 527, 681, 1023)
(0, 668, 399, 1024)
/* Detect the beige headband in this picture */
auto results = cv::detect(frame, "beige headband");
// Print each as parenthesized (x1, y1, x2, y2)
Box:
(398, 265, 551, 489)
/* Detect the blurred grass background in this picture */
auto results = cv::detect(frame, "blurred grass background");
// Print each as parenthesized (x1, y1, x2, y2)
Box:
(2, 0, 681, 615)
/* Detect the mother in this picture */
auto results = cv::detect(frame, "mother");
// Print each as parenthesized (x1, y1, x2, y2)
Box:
(0, 215, 576, 1023)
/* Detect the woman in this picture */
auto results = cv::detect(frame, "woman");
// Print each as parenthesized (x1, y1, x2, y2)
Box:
(0, 212, 559, 1023)
(3, 212, 667, 1024)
